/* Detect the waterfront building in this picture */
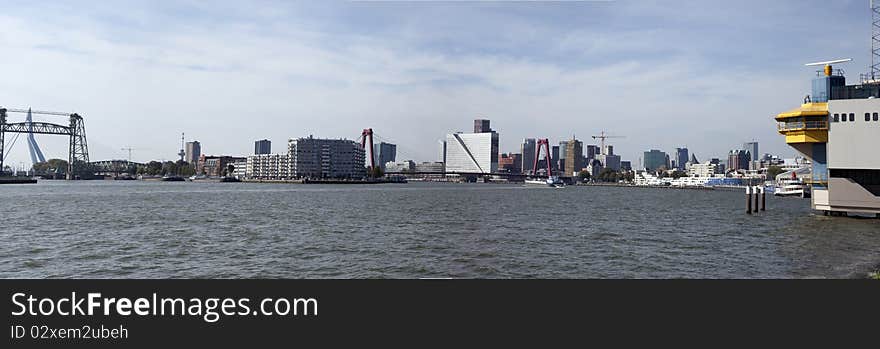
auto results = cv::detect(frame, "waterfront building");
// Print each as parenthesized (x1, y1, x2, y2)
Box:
(230, 159, 248, 178)
(385, 160, 415, 173)
(521, 138, 536, 174)
(620, 161, 632, 171)
(414, 161, 444, 173)
(255, 139, 271, 155)
(288, 136, 366, 178)
(563, 138, 584, 176)
(558, 141, 568, 173)
(551, 145, 560, 171)
(643, 149, 668, 171)
(198, 155, 246, 177)
(185, 141, 201, 164)
(444, 121, 499, 173)
(687, 161, 723, 178)
(372, 142, 397, 171)
(499, 153, 522, 173)
(727, 149, 751, 171)
(675, 147, 689, 170)
(775, 60, 880, 215)
(246, 154, 289, 179)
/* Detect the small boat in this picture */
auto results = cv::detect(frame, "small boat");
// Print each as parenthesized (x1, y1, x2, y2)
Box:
(774, 175, 808, 197)
(525, 176, 565, 188)
(161, 175, 185, 182)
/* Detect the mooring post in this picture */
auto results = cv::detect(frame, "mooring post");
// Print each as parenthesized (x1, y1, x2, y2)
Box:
(746, 186, 752, 214)
(754, 186, 760, 213)
(761, 186, 766, 211)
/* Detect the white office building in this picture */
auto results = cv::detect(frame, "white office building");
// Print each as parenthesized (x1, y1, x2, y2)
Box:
(444, 132, 499, 174)
(246, 153, 289, 180)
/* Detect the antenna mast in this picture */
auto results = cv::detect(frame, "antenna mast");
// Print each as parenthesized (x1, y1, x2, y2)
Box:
(178, 133, 186, 162)
(872, 0, 880, 80)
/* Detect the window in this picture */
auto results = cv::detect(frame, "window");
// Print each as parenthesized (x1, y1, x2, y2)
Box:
(866, 113, 871, 121)
(833, 113, 839, 122)
(841, 113, 847, 122)
(850, 113, 855, 121)
(874, 112, 878, 121)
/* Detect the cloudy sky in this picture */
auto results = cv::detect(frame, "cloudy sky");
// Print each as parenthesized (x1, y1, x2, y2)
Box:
(0, 0, 873, 167)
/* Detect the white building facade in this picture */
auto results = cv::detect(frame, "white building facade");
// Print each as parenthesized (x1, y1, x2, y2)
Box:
(444, 132, 499, 174)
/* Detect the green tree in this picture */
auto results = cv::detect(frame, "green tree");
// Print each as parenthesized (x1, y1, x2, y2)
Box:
(370, 166, 384, 178)
(578, 170, 591, 182)
(766, 165, 785, 179)
(670, 170, 686, 179)
(32, 159, 69, 174)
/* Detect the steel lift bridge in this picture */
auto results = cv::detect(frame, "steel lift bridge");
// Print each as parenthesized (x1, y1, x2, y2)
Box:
(0, 107, 89, 179)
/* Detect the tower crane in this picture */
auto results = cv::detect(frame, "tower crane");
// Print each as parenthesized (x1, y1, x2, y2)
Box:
(591, 131, 625, 153)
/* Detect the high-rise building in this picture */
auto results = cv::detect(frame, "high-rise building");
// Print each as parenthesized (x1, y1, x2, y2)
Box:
(372, 142, 397, 170)
(675, 147, 689, 170)
(551, 145, 560, 171)
(246, 153, 289, 179)
(596, 143, 621, 171)
(185, 141, 201, 164)
(445, 131, 499, 174)
(474, 119, 492, 133)
(643, 149, 668, 171)
(255, 139, 271, 155)
(563, 138, 584, 176)
(728, 149, 751, 171)
(585, 145, 600, 161)
(743, 142, 758, 162)
(288, 136, 366, 178)
(558, 141, 569, 172)
(620, 161, 632, 171)
(521, 138, 536, 174)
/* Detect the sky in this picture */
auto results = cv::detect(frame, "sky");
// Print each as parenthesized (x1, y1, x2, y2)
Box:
(0, 0, 875, 168)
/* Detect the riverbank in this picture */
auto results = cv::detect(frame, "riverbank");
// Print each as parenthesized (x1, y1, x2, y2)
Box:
(578, 182, 717, 191)
(0, 177, 37, 184)
(242, 178, 403, 184)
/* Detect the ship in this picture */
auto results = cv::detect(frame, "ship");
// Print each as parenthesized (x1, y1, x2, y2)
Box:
(525, 176, 564, 188)
(774, 59, 880, 216)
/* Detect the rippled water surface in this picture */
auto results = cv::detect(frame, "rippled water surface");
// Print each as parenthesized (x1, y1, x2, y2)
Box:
(1, 181, 879, 278)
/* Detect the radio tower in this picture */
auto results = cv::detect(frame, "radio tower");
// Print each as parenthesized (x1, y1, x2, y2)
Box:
(871, 0, 880, 80)
(178, 133, 186, 162)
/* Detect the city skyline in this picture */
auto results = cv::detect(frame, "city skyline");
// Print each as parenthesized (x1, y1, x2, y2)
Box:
(1, 1, 873, 165)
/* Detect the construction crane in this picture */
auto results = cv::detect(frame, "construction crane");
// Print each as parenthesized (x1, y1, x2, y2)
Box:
(591, 131, 625, 153)
(121, 147, 134, 163)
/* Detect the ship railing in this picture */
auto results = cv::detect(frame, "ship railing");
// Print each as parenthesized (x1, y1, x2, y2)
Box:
(777, 120, 828, 131)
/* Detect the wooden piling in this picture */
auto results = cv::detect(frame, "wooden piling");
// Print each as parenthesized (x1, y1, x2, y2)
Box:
(746, 186, 752, 214)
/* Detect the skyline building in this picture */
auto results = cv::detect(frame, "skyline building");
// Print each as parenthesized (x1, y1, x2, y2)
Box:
(563, 138, 584, 176)
(255, 139, 271, 155)
(743, 142, 759, 162)
(185, 141, 201, 165)
(728, 149, 751, 171)
(521, 138, 536, 174)
(372, 142, 397, 171)
(597, 145, 621, 172)
(445, 121, 499, 174)
(675, 147, 689, 170)
(474, 119, 492, 133)
(643, 149, 668, 171)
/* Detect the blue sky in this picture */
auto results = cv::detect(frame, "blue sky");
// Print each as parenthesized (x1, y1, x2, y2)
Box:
(0, 0, 874, 167)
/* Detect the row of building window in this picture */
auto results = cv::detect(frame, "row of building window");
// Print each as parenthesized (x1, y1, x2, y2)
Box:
(831, 112, 880, 122)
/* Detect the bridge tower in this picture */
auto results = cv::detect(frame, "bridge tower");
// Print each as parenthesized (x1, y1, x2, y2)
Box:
(361, 128, 376, 170)
(67, 113, 89, 179)
(0, 109, 5, 173)
(532, 138, 553, 177)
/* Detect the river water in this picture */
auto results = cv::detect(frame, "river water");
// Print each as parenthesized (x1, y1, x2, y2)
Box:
(1, 181, 878, 278)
